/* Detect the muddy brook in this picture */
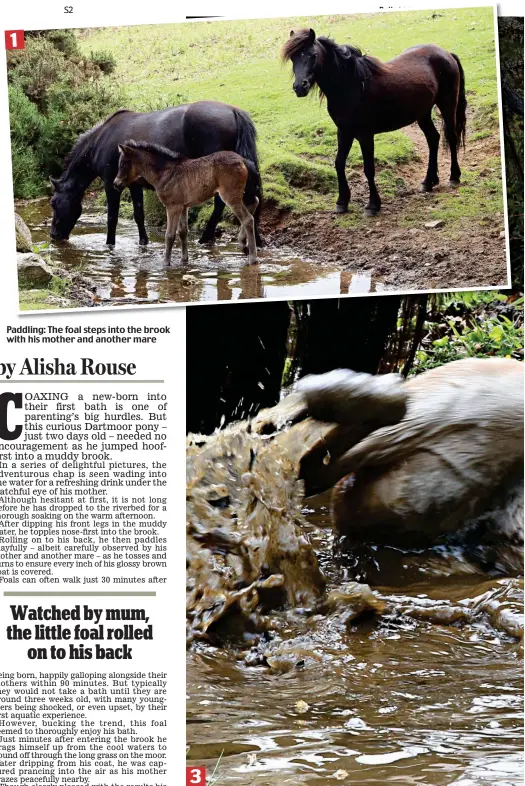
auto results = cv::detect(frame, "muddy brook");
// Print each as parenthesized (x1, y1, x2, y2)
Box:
(17, 199, 389, 307)
(186, 406, 523, 785)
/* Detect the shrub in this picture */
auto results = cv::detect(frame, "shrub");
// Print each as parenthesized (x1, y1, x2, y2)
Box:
(9, 85, 46, 197)
(8, 38, 65, 112)
(411, 293, 524, 373)
(89, 49, 117, 74)
(26, 29, 81, 57)
(7, 31, 123, 197)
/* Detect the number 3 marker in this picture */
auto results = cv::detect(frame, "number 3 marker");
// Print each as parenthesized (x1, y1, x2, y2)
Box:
(186, 766, 206, 785)
(5, 30, 25, 50)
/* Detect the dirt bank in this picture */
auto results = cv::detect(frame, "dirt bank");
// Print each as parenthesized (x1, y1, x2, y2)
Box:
(261, 125, 508, 292)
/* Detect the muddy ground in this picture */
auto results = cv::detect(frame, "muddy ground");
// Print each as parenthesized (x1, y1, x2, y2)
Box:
(261, 124, 509, 292)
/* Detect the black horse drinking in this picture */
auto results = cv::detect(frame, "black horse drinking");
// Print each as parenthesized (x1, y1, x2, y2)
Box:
(282, 29, 467, 215)
(49, 100, 262, 247)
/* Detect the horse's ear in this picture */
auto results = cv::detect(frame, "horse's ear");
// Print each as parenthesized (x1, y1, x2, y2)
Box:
(49, 176, 60, 192)
(289, 29, 295, 37)
(309, 28, 316, 42)
(118, 144, 131, 155)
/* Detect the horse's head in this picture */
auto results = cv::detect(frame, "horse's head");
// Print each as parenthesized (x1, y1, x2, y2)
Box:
(114, 142, 139, 192)
(282, 28, 319, 97)
(49, 177, 82, 241)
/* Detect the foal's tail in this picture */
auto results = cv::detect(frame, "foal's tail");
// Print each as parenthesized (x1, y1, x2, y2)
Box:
(233, 108, 264, 243)
(451, 53, 467, 150)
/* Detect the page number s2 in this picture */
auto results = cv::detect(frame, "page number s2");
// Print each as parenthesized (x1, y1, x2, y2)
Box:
(186, 767, 206, 785)
(64, 5, 73, 12)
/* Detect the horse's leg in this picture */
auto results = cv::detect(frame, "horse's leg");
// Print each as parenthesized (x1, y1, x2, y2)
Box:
(438, 102, 461, 186)
(178, 208, 189, 264)
(358, 135, 381, 216)
(417, 113, 440, 192)
(224, 194, 257, 264)
(164, 205, 182, 265)
(104, 183, 121, 248)
(199, 194, 225, 244)
(335, 127, 354, 213)
(252, 195, 264, 248)
(129, 183, 149, 246)
(238, 196, 259, 251)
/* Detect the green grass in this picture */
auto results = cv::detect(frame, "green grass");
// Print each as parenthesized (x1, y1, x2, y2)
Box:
(79, 8, 501, 223)
(19, 289, 60, 310)
(398, 153, 504, 239)
(18, 273, 72, 311)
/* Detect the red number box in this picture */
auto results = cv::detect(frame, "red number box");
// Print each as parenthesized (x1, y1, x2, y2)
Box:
(186, 766, 206, 785)
(5, 30, 25, 50)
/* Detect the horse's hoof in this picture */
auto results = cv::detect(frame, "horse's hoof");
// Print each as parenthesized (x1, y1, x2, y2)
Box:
(106, 243, 115, 250)
(364, 206, 380, 217)
(248, 257, 258, 265)
(335, 203, 349, 214)
(449, 179, 461, 188)
(419, 183, 433, 193)
(139, 239, 149, 247)
(198, 235, 214, 245)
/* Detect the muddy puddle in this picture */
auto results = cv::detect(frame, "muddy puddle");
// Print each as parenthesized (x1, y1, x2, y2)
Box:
(187, 404, 524, 786)
(17, 199, 385, 306)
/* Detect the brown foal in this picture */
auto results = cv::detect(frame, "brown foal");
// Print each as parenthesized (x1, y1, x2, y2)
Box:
(114, 140, 258, 264)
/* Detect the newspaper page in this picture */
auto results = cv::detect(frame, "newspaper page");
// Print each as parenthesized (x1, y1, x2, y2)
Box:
(0, 2, 523, 786)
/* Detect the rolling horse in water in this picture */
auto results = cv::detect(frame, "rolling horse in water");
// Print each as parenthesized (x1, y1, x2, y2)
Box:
(49, 100, 263, 247)
(282, 29, 467, 216)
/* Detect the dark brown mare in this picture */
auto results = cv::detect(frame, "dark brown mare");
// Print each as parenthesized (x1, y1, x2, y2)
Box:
(283, 29, 467, 215)
(114, 141, 258, 265)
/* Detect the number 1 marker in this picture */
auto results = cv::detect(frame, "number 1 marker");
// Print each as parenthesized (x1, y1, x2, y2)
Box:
(5, 30, 25, 50)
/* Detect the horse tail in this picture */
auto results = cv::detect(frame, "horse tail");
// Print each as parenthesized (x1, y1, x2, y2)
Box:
(242, 157, 260, 208)
(232, 107, 259, 170)
(451, 53, 467, 150)
(232, 108, 263, 243)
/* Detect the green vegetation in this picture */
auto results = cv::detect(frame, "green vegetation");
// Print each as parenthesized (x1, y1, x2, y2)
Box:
(18, 278, 67, 311)
(19, 290, 60, 311)
(410, 291, 523, 373)
(8, 29, 121, 197)
(77, 8, 501, 228)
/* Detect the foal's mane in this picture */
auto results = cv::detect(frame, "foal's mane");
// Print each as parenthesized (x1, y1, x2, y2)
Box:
(123, 139, 185, 163)
(282, 29, 383, 95)
(61, 109, 130, 179)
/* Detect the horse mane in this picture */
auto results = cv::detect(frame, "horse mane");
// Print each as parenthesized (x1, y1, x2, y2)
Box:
(61, 109, 131, 180)
(122, 139, 185, 163)
(282, 29, 383, 97)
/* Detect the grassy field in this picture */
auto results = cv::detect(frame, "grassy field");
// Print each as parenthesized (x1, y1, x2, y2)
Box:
(79, 8, 501, 224)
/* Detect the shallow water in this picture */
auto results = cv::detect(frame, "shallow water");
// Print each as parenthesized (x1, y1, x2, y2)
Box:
(187, 505, 523, 785)
(17, 198, 384, 306)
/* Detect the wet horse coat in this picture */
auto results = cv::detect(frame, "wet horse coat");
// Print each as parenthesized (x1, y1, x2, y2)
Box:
(298, 358, 524, 552)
